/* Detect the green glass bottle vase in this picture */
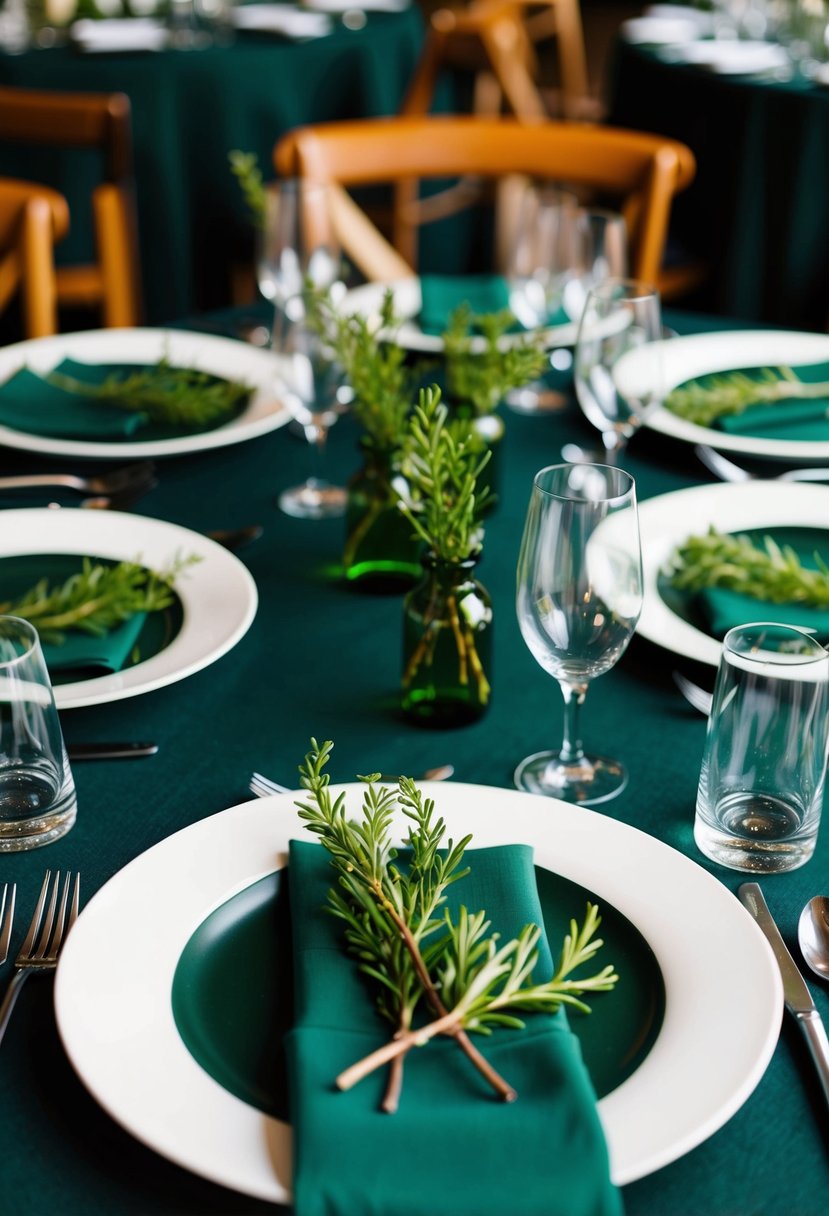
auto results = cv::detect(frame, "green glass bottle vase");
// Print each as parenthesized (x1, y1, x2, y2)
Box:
(401, 553, 493, 726)
(343, 441, 421, 593)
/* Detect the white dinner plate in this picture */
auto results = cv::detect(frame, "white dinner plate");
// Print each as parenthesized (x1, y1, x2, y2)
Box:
(617, 329, 829, 461)
(633, 480, 829, 666)
(341, 276, 582, 354)
(3, 508, 258, 709)
(659, 39, 790, 73)
(620, 15, 703, 44)
(231, 4, 332, 37)
(0, 328, 291, 460)
(55, 782, 781, 1200)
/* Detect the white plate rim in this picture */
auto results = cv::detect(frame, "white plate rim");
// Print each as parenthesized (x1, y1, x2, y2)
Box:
(0, 328, 291, 459)
(342, 276, 581, 354)
(54, 782, 782, 1200)
(2, 508, 258, 708)
(635, 480, 829, 666)
(636, 329, 829, 460)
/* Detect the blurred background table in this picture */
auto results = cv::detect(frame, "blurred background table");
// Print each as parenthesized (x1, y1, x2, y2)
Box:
(609, 37, 829, 331)
(0, 10, 424, 325)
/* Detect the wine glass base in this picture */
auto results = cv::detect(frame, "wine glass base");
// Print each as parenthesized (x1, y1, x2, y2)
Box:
(514, 749, 628, 806)
(278, 481, 347, 520)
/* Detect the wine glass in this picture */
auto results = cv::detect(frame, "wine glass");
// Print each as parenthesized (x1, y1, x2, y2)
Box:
(515, 463, 643, 806)
(573, 278, 664, 464)
(561, 208, 629, 324)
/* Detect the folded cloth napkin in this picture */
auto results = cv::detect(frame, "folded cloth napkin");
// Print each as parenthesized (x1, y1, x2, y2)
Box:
(418, 274, 514, 336)
(286, 837, 622, 1216)
(0, 360, 149, 440)
(686, 360, 829, 441)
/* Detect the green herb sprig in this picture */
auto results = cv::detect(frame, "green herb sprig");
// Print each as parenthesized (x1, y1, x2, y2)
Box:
(46, 359, 252, 430)
(668, 526, 829, 606)
(664, 366, 829, 427)
(228, 149, 267, 227)
(443, 305, 548, 417)
(296, 739, 618, 1112)
(0, 554, 199, 644)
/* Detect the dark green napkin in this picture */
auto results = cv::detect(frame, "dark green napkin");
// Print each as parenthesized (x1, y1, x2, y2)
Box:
(687, 360, 829, 441)
(40, 613, 147, 679)
(418, 274, 512, 335)
(286, 838, 621, 1216)
(0, 360, 149, 439)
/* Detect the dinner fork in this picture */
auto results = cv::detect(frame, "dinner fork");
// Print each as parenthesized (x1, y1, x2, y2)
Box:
(672, 670, 714, 716)
(0, 870, 80, 1048)
(250, 765, 455, 799)
(0, 460, 157, 497)
(695, 445, 829, 484)
(0, 883, 15, 965)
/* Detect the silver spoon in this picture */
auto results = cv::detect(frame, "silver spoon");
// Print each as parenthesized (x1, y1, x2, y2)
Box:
(798, 897, 829, 982)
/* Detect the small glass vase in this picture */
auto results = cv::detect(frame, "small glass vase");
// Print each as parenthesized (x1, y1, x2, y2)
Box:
(401, 553, 493, 726)
(343, 441, 422, 592)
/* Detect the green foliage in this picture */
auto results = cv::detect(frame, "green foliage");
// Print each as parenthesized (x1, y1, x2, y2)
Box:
(0, 554, 199, 644)
(668, 526, 829, 606)
(442, 305, 548, 417)
(228, 149, 267, 227)
(664, 365, 829, 427)
(46, 359, 252, 429)
(396, 387, 492, 562)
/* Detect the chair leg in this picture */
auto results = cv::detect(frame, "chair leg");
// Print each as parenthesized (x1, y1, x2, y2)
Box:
(94, 184, 141, 327)
(20, 196, 58, 338)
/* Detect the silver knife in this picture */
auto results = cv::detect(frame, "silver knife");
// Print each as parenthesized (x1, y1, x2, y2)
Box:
(67, 742, 159, 761)
(738, 882, 829, 1111)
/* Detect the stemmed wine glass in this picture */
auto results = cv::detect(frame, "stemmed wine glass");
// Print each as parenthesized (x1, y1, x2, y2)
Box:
(263, 179, 348, 519)
(573, 277, 664, 464)
(515, 463, 643, 806)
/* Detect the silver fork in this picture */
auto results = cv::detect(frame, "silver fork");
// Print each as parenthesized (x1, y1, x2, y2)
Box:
(0, 870, 80, 1047)
(0, 883, 15, 964)
(249, 766, 455, 799)
(695, 445, 829, 484)
(0, 460, 157, 496)
(672, 670, 714, 716)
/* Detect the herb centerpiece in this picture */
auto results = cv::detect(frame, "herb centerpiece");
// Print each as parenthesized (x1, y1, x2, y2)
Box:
(395, 386, 494, 725)
(664, 365, 829, 427)
(296, 739, 618, 1113)
(668, 526, 829, 606)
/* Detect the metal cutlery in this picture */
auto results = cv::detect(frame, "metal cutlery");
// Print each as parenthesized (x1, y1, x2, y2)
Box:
(67, 742, 159, 761)
(798, 897, 829, 983)
(738, 882, 829, 1113)
(0, 460, 157, 497)
(672, 670, 714, 716)
(206, 525, 264, 552)
(249, 764, 455, 799)
(0, 871, 80, 1048)
(695, 445, 829, 484)
(0, 883, 15, 965)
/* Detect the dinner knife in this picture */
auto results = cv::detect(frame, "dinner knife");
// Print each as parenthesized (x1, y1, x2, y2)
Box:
(738, 882, 829, 1111)
(67, 742, 159, 761)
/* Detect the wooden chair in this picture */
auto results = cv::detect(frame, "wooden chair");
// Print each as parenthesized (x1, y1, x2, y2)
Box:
(0, 85, 142, 328)
(274, 115, 696, 292)
(0, 177, 69, 338)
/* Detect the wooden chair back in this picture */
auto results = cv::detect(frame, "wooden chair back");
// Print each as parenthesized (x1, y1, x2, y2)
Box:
(0, 177, 69, 338)
(0, 85, 141, 328)
(274, 115, 696, 288)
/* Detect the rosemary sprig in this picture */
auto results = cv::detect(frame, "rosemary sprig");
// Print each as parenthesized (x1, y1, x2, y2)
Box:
(664, 365, 829, 427)
(442, 305, 548, 417)
(295, 740, 618, 1111)
(228, 149, 267, 227)
(46, 359, 252, 430)
(667, 526, 829, 606)
(0, 554, 199, 644)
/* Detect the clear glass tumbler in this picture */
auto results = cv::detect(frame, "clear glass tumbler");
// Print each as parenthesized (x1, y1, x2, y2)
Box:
(0, 616, 77, 851)
(694, 622, 829, 873)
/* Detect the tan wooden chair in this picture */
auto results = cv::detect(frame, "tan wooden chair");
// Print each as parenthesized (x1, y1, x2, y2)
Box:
(274, 115, 696, 293)
(0, 177, 69, 338)
(0, 85, 142, 328)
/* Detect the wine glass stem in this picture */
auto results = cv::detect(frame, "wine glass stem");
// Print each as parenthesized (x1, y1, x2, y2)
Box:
(304, 422, 328, 484)
(559, 681, 588, 764)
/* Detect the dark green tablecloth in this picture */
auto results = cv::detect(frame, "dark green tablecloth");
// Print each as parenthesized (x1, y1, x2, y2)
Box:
(0, 306, 827, 1214)
(0, 13, 423, 325)
(609, 39, 829, 331)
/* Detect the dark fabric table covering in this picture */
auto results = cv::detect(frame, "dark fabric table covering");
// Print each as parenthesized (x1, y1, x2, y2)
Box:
(608, 39, 829, 332)
(0, 11, 424, 325)
(0, 306, 828, 1214)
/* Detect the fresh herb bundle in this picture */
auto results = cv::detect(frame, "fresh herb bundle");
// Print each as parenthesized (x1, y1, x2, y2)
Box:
(668, 526, 829, 606)
(228, 149, 267, 227)
(442, 305, 548, 417)
(46, 359, 252, 430)
(0, 554, 199, 644)
(296, 739, 618, 1112)
(664, 366, 829, 427)
(397, 386, 492, 563)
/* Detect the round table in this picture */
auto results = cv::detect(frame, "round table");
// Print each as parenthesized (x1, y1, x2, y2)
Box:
(609, 37, 829, 331)
(0, 11, 424, 324)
